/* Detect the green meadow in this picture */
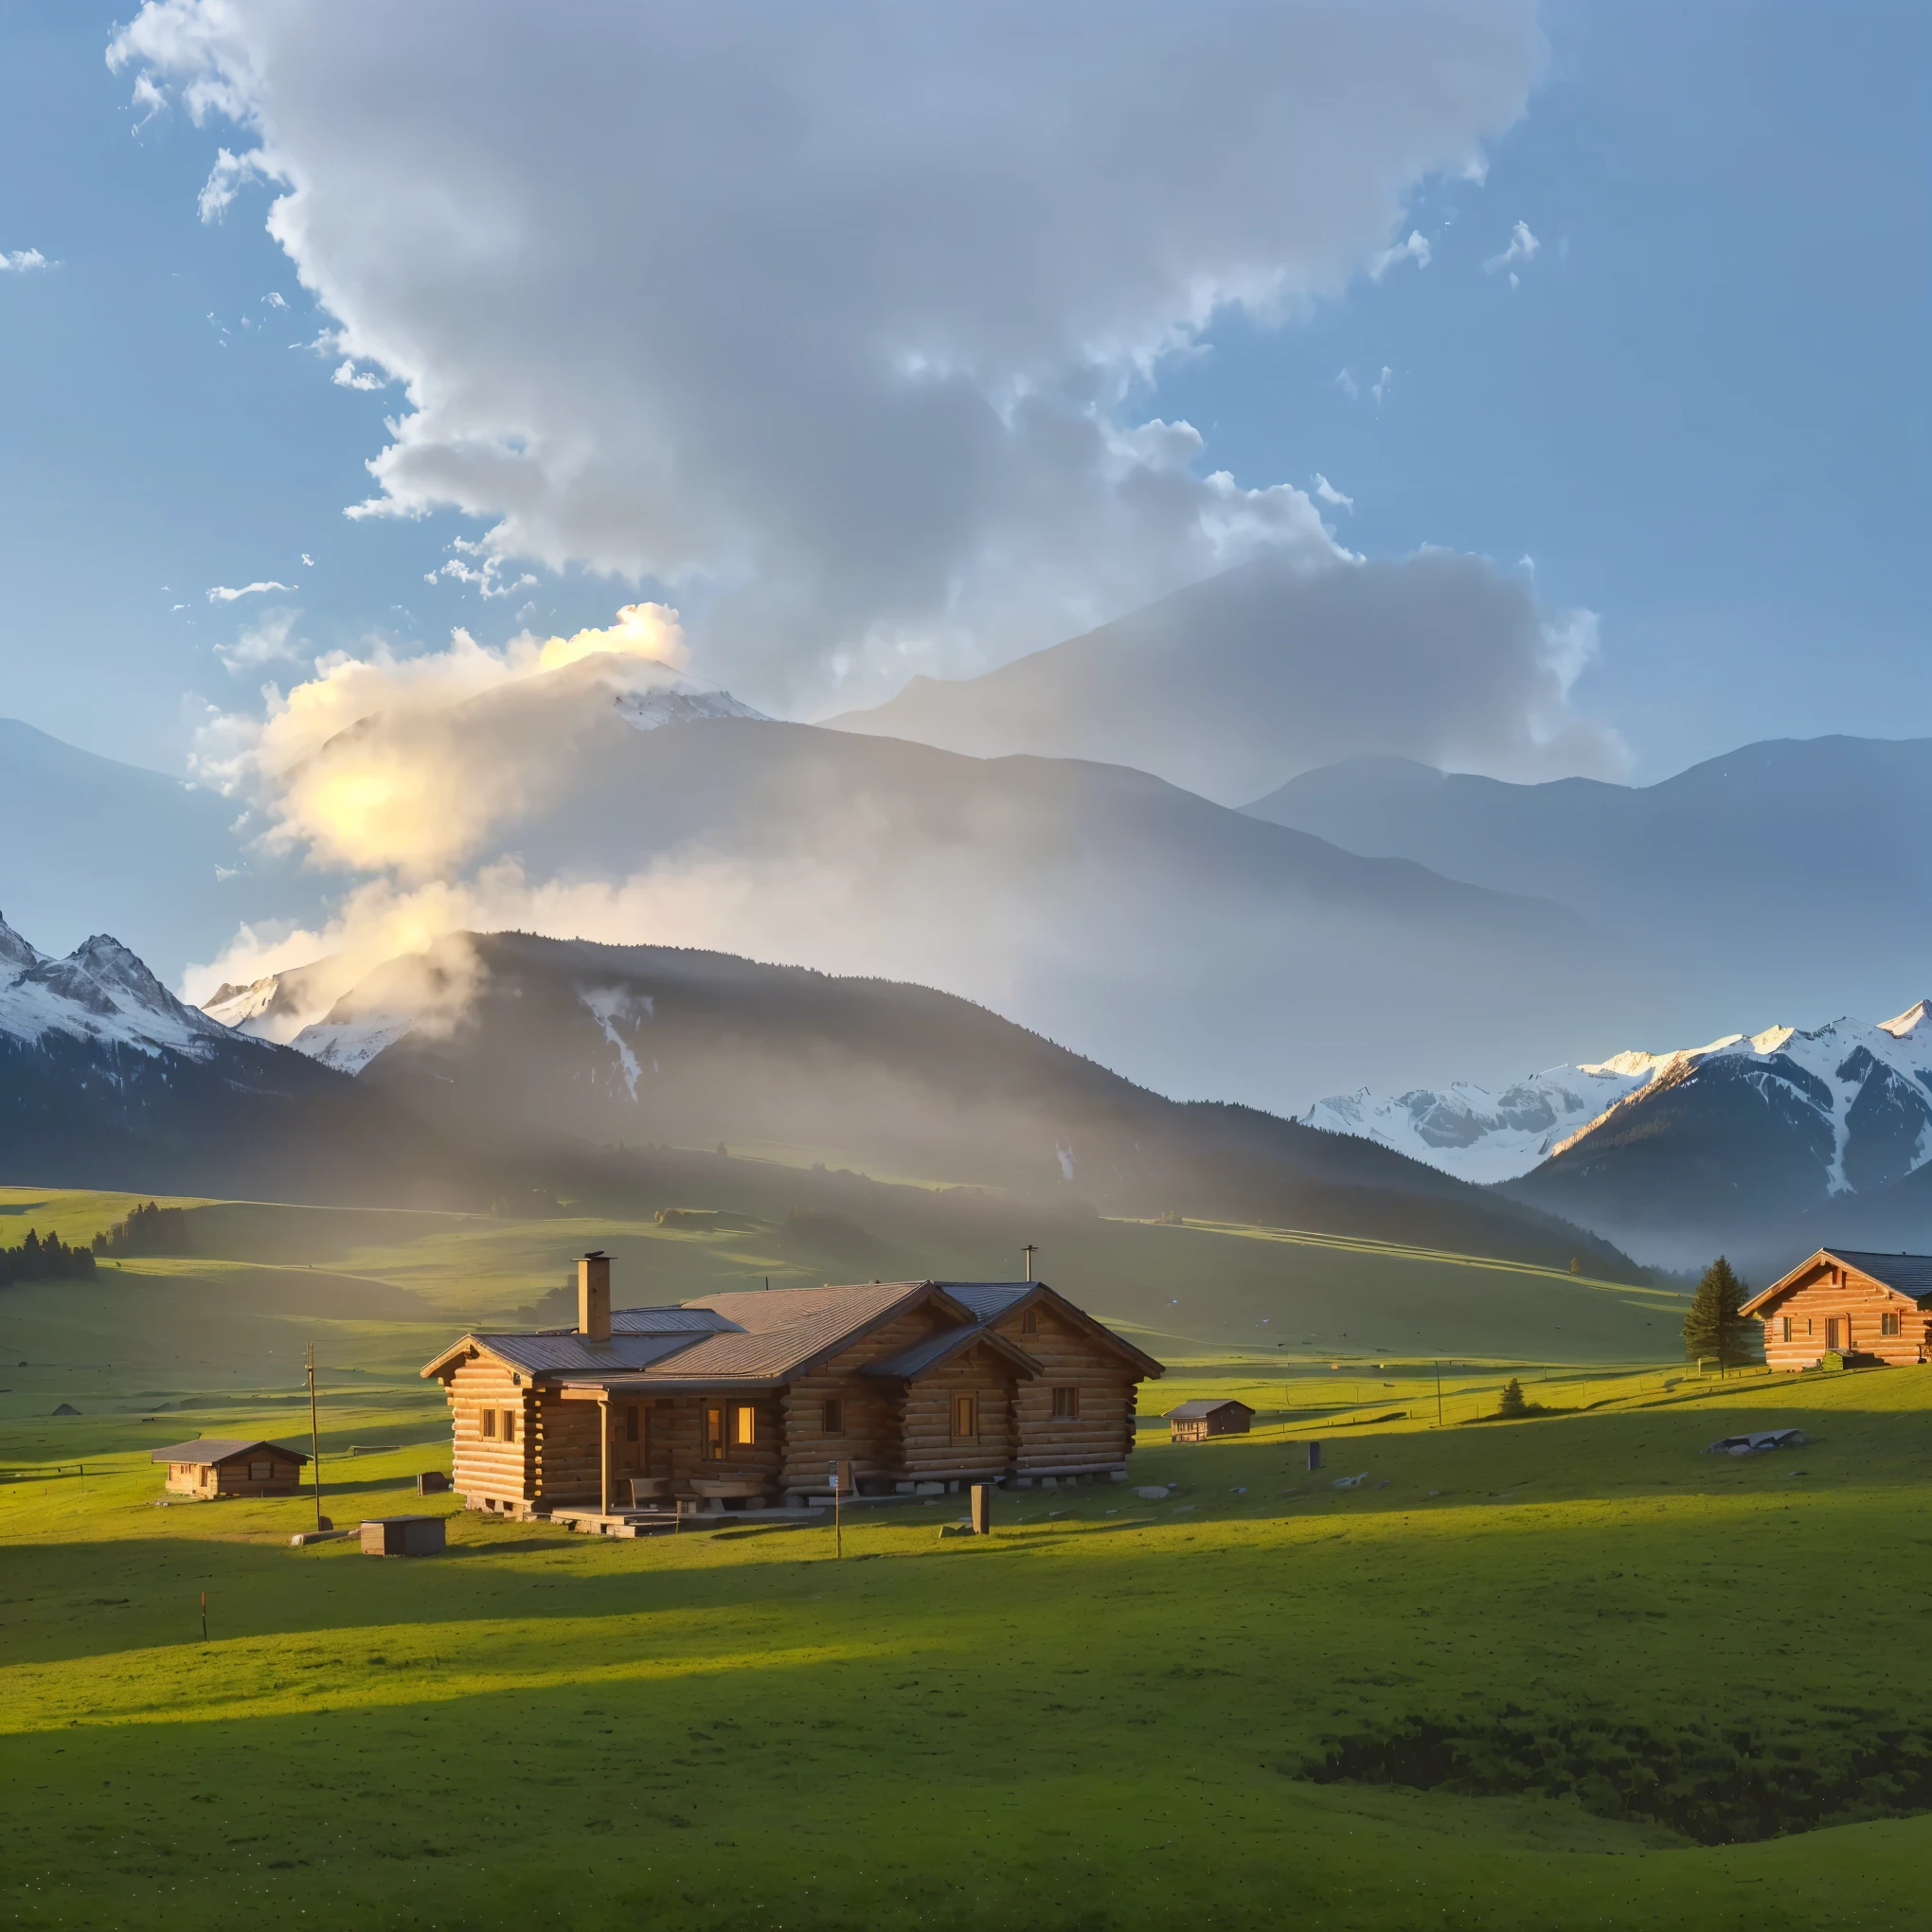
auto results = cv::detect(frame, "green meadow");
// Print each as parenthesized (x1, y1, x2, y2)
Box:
(9, 1186, 1929, 1929)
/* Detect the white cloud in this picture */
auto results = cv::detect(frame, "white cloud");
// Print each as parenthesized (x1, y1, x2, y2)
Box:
(130, 72, 167, 128)
(206, 580, 294, 601)
(191, 602, 690, 872)
(1312, 474, 1354, 511)
(115, 0, 1545, 713)
(331, 359, 384, 390)
(217, 606, 305, 672)
(428, 537, 536, 599)
(262, 290, 286, 308)
(195, 144, 273, 223)
(0, 249, 50, 273)
(1484, 219, 1540, 276)
(1333, 367, 1359, 402)
(1368, 230, 1431, 279)
(1370, 366, 1394, 405)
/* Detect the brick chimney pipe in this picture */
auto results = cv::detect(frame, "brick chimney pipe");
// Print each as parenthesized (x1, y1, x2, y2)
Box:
(579, 1252, 612, 1341)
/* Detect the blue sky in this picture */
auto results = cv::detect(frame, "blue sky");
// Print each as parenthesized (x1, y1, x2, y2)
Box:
(0, 0, 1923, 783)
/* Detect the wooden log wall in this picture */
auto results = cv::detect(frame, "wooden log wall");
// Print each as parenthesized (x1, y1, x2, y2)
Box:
(531, 1393, 603, 1504)
(1761, 1262, 1932, 1371)
(899, 1344, 1016, 1479)
(779, 1376, 899, 1490)
(446, 1354, 534, 1507)
(990, 1303, 1136, 1472)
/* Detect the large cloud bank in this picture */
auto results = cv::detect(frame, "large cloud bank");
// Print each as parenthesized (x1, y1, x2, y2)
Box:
(116, 0, 1545, 712)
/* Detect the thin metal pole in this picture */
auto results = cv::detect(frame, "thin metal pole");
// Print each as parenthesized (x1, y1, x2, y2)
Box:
(307, 1340, 324, 1532)
(1435, 1360, 1443, 1430)
(830, 1459, 841, 1559)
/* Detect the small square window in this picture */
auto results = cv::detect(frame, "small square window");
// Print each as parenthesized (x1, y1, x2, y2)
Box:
(481, 1408, 497, 1440)
(502, 1409, 517, 1443)
(1883, 1311, 1902, 1337)
(822, 1399, 845, 1435)
(249, 1460, 273, 1481)
(1051, 1386, 1080, 1421)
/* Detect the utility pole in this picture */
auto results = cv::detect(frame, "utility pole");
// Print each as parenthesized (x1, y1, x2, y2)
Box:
(306, 1340, 325, 1532)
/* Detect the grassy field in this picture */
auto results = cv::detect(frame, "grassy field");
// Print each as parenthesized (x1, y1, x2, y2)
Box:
(17, 1187, 1929, 1930)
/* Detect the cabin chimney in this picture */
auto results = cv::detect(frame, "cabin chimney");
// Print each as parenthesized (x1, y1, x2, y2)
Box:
(579, 1251, 612, 1341)
(1023, 1243, 1037, 1282)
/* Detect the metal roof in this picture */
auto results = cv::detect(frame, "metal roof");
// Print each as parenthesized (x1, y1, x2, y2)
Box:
(468, 1332, 704, 1375)
(149, 1438, 308, 1464)
(424, 1275, 1161, 1389)
(940, 1282, 1038, 1320)
(610, 1306, 743, 1334)
(1824, 1250, 1932, 1297)
(1164, 1399, 1255, 1420)
(863, 1322, 1037, 1380)
(1744, 1246, 1932, 1315)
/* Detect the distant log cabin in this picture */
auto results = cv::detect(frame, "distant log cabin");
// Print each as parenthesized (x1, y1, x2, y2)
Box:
(421, 1256, 1164, 1518)
(150, 1438, 308, 1498)
(1743, 1249, 1932, 1369)
(1165, 1398, 1255, 1441)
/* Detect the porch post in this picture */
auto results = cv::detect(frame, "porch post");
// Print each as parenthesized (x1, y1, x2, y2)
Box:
(599, 1396, 610, 1516)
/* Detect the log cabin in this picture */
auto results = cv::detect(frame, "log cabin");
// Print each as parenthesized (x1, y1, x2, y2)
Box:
(421, 1255, 1164, 1518)
(1165, 1397, 1255, 1441)
(150, 1437, 308, 1498)
(1743, 1249, 1932, 1370)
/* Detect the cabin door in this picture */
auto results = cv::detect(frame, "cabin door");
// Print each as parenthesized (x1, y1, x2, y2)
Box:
(1825, 1317, 1842, 1353)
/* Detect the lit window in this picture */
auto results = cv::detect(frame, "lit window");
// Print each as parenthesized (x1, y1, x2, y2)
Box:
(1051, 1386, 1080, 1421)
(704, 1404, 726, 1459)
(822, 1399, 845, 1435)
(953, 1393, 978, 1440)
(481, 1409, 496, 1440)
(502, 1409, 517, 1443)
(734, 1404, 757, 1446)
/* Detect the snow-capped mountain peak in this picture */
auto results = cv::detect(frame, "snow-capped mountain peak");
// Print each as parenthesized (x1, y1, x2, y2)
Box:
(1312, 1001, 1932, 1196)
(1880, 999, 1932, 1040)
(612, 685, 767, 732)
(0, 925, 234, 1059)
(0, 912, 44, 974)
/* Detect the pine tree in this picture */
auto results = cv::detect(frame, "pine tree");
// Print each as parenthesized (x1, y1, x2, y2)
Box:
(1497, 1376, 1529, 1418)
(1683, 1256, 1755, 1368)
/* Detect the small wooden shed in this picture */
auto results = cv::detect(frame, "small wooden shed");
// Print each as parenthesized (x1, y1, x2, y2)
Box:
(1166, 1398, 1255, 1442)
(150, 1437, 308, 1498)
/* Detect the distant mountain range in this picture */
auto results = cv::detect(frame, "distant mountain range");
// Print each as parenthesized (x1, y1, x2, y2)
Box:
(1244, 739, 1932, 1049)
(828, 548, 1588, 807)
(1297, 994, 1932, 1273)
(1502, 1002, 1932, 1268)
(1298, 1052, 1675, 1187)
(0, 913, 449, 1202)
(194, 652, 1622, 1106)
(201, 927, 1643, 1278)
